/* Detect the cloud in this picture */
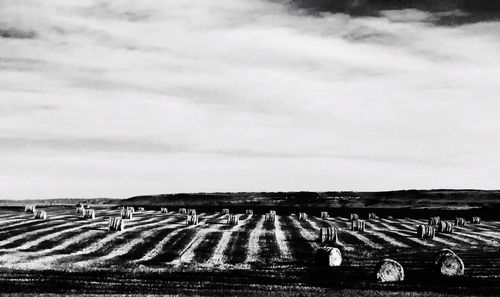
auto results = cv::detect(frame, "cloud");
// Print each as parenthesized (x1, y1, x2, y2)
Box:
(0, 0, 499, 198)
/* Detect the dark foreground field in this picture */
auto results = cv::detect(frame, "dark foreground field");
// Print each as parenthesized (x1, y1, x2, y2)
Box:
(0, 206, 499, 296)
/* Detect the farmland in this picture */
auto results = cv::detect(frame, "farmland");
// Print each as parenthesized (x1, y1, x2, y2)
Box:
(0, 205, 499, 295)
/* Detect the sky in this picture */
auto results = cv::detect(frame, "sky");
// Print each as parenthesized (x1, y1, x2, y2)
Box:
(0, 0, 499, 199)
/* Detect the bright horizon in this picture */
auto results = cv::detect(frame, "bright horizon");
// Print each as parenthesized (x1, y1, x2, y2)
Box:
(1, 1, 500, 199)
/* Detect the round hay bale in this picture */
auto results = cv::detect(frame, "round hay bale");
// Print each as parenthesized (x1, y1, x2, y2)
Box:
(438, 221, 453, 233)
(417, 224, 435, 238)
(454, 217, 466, 226)
(435, 250, 464, 276)
(315, 246, 342, 267)
(319, 227, 339, 244)
(375, 259, 405, 282)
(434, 249, 456, 266)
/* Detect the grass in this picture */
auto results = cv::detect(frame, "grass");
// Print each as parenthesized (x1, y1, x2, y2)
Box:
(223, 216, 259, 263)
(192, 231, 223, 262)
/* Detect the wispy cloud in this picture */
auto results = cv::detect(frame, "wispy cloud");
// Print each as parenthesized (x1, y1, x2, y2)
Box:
(0, 0, 499, 198)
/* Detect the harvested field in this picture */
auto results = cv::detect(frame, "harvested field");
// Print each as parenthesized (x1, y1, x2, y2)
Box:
(0, 206, 499, 295)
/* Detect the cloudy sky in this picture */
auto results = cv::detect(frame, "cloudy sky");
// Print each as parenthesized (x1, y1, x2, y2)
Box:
(1, 0, 499, 199)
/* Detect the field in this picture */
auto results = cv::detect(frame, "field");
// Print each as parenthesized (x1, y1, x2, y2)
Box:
(0, 206, 499, 296)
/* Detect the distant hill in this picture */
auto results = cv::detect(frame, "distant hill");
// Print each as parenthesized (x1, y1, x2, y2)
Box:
(0, 198, 119, 206)
(121, 190, 500, 209)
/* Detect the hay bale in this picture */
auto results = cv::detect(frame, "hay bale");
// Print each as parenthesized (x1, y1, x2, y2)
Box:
(434, 248, 456, 266)
(187, 209, 196, 216)
(245, 209, 253, 215)
(24, 205, 36, 213)
(417, 224, 435, 238)
(434, 249, 464, 276)
(222, 208, 230, 215)
(109, 217, 124, 231)
(320, 211, 329, 219)
(298, 212, 308, 221)
(227, 214, 239, 225)
(269, 210, 276, 216)
(138, 207, 145, 211)
(471, 216, 481, 224)
(350, 213, 359, 221)
(34, 209, 47, 220)
(179, 208, 187, 214)
(455, 217, 466, 226)
(351, 220, 366, 232)
(160, 207, 168, 213)
(368, 212, 378, 220)
(428, 216, 441, 226)
(387, 216, 394, 220)
(265, 213, 275, 223)
(319, 227, 339, 244)
(187, 214, 198, 225)
(375, 259, 405, 282)
(126, 207, 135, 214)
(83, 209, 96, 219)
(438, 221, 453, 233)
(315, 246, 342, 267)
(75, 205, 85, 215)
(121, 208, 133, 219)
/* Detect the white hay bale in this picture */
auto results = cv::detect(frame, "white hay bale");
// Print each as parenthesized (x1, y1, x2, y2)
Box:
(368, 212, 378, 220)
(187, 209, 196, 216)
(387, 216, 394, 220)
(471, 216, 481, 224)
(108, 217, 124, 231)
(227, 214, 239, 225)
(126, 207, 135, 214)
(138, 207, 145, 211)
(34, 209, 47, 220)
(265, 213, 275, 223)
(435, 249, 464, 276)
(455, 217, 466, 226)
(83, 209, 95, 219)
(417, 225, 435, 238)
(298, 212, 308, 221)
(245, 209, 253, 215)
(24, 205, 36, 213)
(269, 210, 276, 216)
(428, 216, 441, 226)
(121, 209, 133, 219)
(179, 208, 187, 214)
(315, 246, 342, 267)
(320, 211, 329, 219)
(351, 220, 366, 232)
(350, 213, 359, 221)
(222, 208, 230, 215)
(375, 259, 405, 282)
(160, 207, 168, 213)
(438, 221, 453, 233)
(319, 227, 339, 244)
(187, 214, 198, 225)
(75, 205, 85, 215)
